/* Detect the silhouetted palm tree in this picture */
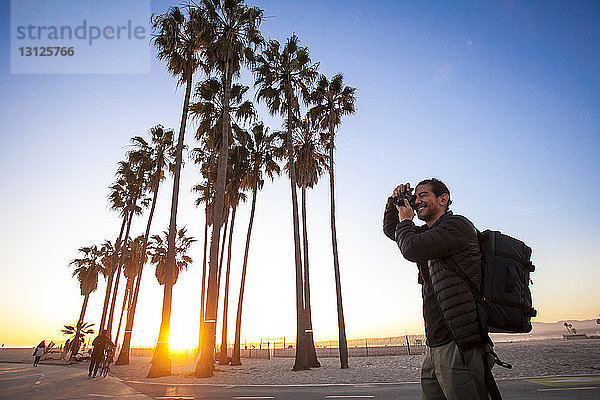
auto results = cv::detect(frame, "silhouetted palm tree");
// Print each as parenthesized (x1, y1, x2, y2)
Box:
(231, 122, 280, 366)
(106, 159, 150, 337)
(116, 125, 175, 365)
(218, 144, 250, 364)
(149, 227, 196, 287)
(254, 35, 318, 371)
(309, 73, 356, 369)
(98, 198, 129, 332)
(61, 321, 95, 354)
(191, 172, 215, 356)
(292, 115, 327, 367)
(190, 75, 255, 361)
(149, 4, 208, 377)
(195, 0, 263, 378)
(70, 245, 105, 341)
(114, 236, 146, 349)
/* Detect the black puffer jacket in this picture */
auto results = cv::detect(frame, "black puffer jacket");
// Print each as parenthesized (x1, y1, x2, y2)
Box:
(383, 198, 484, 351)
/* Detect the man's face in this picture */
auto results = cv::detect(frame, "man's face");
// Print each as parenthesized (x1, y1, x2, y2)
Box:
(414, 184, 447, 223)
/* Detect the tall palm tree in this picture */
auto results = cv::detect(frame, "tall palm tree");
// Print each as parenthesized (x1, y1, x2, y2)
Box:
(218, 144, 249, 364)
(149, 4, 208, 378)
(190, 75, 255, 360)
(231, 122, 279, 366)
(195, 0, 263, 378)
(106, 159, 150, 337)
(309, 73, 356, 369)
(254, 35, 319, 371)
(98, 195, 129, 332)
(70, 245, 105, 340)
(113, 238, 133, 349)
(191, 173, 214, 356)
(292, 115, 327, 367)
(114, 236, 146, 349)
(116, 126, 175, 366)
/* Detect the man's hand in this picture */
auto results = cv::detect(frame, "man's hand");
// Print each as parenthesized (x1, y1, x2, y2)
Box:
(397, 199, 415, 221)
(392, 183, 411, 199)
(391, 183, 415, 221)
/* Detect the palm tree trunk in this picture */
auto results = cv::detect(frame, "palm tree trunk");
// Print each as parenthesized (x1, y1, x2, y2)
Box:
(114, 283, 130, 348)
(219, 205, 237, 364)
(196, 209, 209, 356)
(196, 63, 233, 378)
(107, 209, 135, 336)
(99, 215, 127, 331)
(116, 170, 161, 366)
(301, 186, 320, 368)
(75, 293, 90, 340)
(216, 210, 229, 296)
(328, 115, 348, 369)
(78, 294, 89, 326)
(286, 105, 308, 372)
(231, 184, 258, 366)
(148, 55, 194, 378)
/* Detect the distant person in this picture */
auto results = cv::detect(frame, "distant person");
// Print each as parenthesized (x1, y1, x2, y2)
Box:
(70, 335, 82, 360)
(61, 338, 71, 360)
(33, 340, 46, 367)
(383, 179, 497, 400)
(89, 330, 113, 377)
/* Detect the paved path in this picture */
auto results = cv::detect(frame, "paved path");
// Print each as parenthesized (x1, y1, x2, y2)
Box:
(2, 363, 599, 399)
(122, 375, 600, 399)
(0, 363, 150, 399)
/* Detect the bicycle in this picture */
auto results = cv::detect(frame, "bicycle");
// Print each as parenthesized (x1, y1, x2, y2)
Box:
(100, 346, 114, 377)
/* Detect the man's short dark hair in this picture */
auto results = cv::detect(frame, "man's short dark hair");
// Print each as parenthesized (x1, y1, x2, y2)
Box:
(416, 178, 452, 209)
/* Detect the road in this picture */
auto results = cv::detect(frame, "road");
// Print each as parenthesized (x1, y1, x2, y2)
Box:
(1, 363, 599, 399)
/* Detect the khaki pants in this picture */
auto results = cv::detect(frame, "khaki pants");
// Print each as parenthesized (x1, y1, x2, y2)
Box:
(421, 341, 494, 400)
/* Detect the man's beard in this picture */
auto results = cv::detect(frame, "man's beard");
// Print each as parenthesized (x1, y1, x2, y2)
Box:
(417, 206, 435, 222)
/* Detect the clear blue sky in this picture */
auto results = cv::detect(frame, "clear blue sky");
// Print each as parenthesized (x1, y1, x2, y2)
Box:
(0, 0, 599, 347)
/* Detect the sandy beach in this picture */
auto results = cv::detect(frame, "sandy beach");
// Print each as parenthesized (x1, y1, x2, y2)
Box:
(105, 339, 600, 385)
(3, 339, 598, 385)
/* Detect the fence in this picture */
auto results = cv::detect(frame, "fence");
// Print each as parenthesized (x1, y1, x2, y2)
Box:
(129, 334, 426, 360)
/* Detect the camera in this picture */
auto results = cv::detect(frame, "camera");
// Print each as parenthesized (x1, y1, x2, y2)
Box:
(394, 192, 416, 209)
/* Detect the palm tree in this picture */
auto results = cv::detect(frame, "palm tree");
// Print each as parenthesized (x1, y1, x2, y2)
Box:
(114, 236, 146, 349)
(292, 115, 327, 367)
(61, 321, 95, 356)
(195, 0, 263, 378)
(106, 159, 150, 337)
(98, 197, 129, 332)
(254, 35, 319, 371)
(149, 4, 208, 378)
(70, 245, 105, 342)
(190, 78, 256, 151)
(149, 227, 196, 287)
(146, 227, 195, 374)
(309, 73, 356, 369)
(218, 144, 250, 364)
(191, 169, 215, 356)
(190, 75, 255, 360)
(116, 126, 175, 366)
(231, 122, 280, 366)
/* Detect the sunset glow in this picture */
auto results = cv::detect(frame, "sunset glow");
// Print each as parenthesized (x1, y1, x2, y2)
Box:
(1, 1, 599, 359)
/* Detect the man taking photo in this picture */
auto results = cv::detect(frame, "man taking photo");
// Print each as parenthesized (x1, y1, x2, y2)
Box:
(383, 178, 497, 400)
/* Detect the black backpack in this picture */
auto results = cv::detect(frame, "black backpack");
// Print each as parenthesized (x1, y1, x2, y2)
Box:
(451, 230, 537, 334)
(478, 230, 537, 333)
(446, 229, 537, 334)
